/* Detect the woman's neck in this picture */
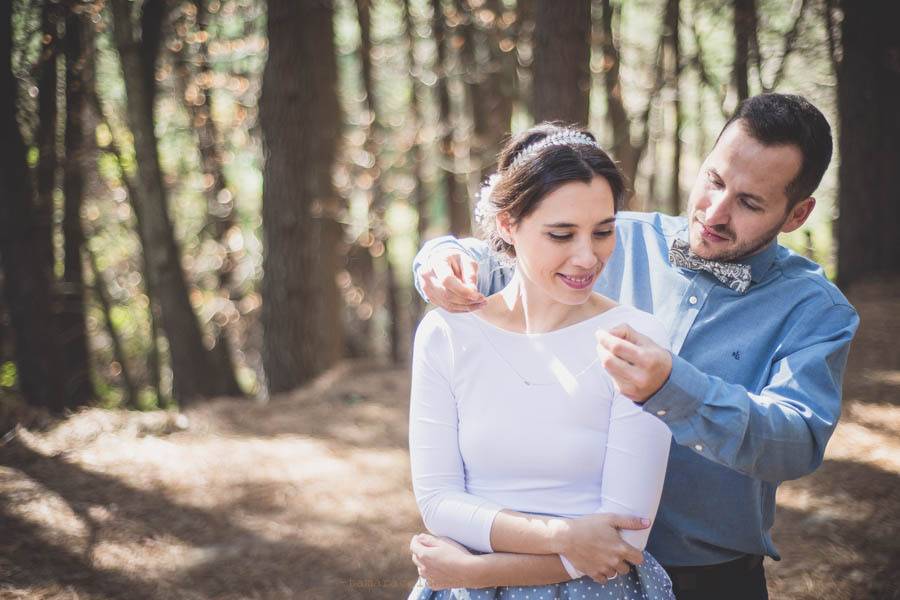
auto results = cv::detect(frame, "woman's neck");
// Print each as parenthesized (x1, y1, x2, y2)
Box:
(489, 272, 601, 334)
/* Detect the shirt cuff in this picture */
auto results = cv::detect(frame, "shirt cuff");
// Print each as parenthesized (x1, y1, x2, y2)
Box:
(641, 353, 705, 423)
(476, 504, 502, 553)
(559, 554, 584, 579)
(413, 237, 470, 300)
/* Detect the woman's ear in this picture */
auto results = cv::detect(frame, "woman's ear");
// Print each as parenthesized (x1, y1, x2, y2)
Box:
(496, 212, 514, 245)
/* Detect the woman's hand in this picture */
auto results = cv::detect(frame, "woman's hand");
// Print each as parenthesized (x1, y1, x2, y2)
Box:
(410, 533, 480, 590)
(552, 514, 649, 583)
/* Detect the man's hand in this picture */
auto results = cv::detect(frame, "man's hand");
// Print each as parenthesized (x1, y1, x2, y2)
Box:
(596, 324, 672, 403)
(419, 249, 487, 312)
(551, 514, 649, 583)
(410, 533, 478, 590)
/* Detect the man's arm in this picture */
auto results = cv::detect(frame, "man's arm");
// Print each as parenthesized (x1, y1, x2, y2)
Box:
(412, 236, 513, 304)
(601, 304, 859, 483)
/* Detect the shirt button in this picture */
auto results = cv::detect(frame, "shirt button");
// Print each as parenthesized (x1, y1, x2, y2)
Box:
(656, 410, 667, 417)
(694, 444, 703, 452)
(689, 296, 698, 305)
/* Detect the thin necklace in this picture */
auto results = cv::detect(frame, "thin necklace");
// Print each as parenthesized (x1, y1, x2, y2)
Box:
(469, 314, 603, 387)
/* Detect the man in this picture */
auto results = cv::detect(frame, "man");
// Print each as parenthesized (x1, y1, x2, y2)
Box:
(408, 94, 859, 599)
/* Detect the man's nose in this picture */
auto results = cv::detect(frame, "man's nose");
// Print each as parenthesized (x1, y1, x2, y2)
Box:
(704, 195, 731, 226)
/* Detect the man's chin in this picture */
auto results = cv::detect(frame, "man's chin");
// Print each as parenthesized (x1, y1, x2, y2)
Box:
(690, 238, 736, 262)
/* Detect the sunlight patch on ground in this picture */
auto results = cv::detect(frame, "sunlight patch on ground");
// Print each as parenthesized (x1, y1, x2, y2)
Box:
(825, 416, 900, 472)
(0, 466, 89, 543)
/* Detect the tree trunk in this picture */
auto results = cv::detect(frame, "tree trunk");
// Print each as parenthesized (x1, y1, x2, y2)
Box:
(86, 90, 166, 406)
(431, 0, 469, 236)
(87, 244, 138, 408)
(173, 0, 244, 390)
(402, 0, 428, 323)
(665, 0, 682, 215)
(0, 1, 65, 411)
(532, 0, 591, 125)
(260, 0, 343, 392)
(36, 0, 60, 280)
(60, 1, 96, 408)
(733, 0, 756, 102)
(453, 0, 514, 178)
(110, 0, 241, 403)
(597, 0, 665, 198)
(515, 0, 535, 117)
(355, 0, 401, 364)
(835, 0, 900, 287)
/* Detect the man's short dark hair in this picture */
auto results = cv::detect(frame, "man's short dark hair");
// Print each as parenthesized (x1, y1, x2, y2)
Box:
(719, 93, 833, 207)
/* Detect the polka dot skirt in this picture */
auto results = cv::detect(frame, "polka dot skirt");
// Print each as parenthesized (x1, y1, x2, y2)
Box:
(407, 551, 674, 600)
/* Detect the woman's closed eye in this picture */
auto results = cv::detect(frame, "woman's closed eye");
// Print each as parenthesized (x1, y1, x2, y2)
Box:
(546, 230, 613, 241)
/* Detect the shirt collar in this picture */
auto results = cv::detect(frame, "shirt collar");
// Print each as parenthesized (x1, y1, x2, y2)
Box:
(744, 240, 779, 283)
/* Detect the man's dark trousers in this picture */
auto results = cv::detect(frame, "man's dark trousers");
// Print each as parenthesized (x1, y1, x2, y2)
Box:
(664, 555, 768, 600)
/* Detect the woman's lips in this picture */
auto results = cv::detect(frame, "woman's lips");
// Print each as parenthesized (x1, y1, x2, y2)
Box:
(558, 272, 596, 290)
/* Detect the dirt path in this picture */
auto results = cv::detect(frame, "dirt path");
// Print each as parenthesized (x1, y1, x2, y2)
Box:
(1, 281, 898, 599)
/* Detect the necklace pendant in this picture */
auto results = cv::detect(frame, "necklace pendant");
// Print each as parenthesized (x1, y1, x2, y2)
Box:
(523, 380, 531, 386)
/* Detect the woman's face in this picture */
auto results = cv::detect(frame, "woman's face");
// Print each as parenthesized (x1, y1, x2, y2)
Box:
(499, 176, 616, 305)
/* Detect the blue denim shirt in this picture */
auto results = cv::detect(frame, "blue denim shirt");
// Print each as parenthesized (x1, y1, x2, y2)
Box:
(412, 211, 859, 567)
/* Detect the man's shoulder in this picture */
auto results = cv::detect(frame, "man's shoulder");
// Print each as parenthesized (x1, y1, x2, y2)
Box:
(773, 246, 855, 312)
(616, 211, 687, 239)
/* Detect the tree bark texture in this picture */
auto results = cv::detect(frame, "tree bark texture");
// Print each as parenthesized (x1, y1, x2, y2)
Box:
(836, 0, 900, 287)
(260, 0, 344, 392)
(532, 0, 591, 125)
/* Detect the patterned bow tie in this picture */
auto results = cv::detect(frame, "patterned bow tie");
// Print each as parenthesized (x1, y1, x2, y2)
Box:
(669, 238, 752, 294)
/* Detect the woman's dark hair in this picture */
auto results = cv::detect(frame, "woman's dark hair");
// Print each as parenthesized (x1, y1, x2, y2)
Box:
(479, 122, 626, 257)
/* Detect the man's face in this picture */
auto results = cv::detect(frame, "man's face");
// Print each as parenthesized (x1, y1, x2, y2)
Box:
(686, 121, 812, 262)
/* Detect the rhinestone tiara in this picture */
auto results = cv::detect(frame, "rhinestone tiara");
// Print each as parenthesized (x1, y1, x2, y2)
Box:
(507, 131, 599, 172)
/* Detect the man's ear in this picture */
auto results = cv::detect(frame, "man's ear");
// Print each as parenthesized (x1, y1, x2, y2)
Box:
(781, 197, 816, 233)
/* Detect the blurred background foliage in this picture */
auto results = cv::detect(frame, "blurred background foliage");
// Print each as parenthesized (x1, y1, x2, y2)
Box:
(0, 0, 896, 415)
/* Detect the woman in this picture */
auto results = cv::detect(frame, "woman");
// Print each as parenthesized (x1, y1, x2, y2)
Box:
(408, 124, 674, 599)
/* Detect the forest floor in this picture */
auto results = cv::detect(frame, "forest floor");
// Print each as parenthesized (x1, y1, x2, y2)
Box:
(1, 280, 898, 600)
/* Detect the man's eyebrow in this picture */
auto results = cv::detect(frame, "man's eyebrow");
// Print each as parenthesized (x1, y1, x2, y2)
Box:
(709, 168, 768, 205)
(542, 217, 616, 227)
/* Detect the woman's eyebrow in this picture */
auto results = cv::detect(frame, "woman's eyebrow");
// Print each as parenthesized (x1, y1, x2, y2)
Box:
(542, 217, 616, 228)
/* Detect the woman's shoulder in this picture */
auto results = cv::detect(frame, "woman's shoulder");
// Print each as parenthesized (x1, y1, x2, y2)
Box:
(414, 308, 477, 345)
(604, 304, 671, 349)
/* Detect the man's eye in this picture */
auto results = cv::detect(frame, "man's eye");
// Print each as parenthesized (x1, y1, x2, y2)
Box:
(547, 232, 572, 241)
(739, 198, 761, 212)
